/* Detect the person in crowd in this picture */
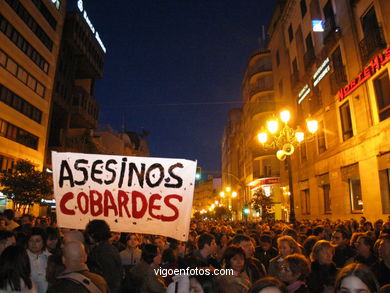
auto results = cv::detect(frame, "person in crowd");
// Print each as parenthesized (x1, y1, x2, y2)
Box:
(47, 241, 108, 293)
(307, 240, 338, 293)
(279, 254, 310, 293)
(231, 235, 266, 282)
(0, 218, 6, 231)
(372, 234, 390, 287)
(302, 236, 318, 258)
(347, 233, 377, 267)
(124, 244, 165, 293)
(332, 229, 356, 269)
(45, 227, 60, 255)
(218, 245, 251, 293)
(109, 231, 126, 252)
(160, 247, 179, 286)
(120, 233, 142, 269)
(85, 220, 122, 293)
(189, 271, 219, 293)
(26, 228, 50, 293)
(374, 220, 384, 238)
(313, 226, 326, 240)
(3, 209, 19, 231)
(193, 233, 220, 269)
(268, 236, 302, 277)
(335, 263, 379, 293)
(248, 277, 288, 293)
(0, 245, 37, 293)
(154, 236, 168, 253)
(0, 230, 16, 255)
(255, 234, 278, 271)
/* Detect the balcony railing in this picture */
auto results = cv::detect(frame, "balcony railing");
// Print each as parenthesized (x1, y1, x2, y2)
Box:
(359, 26, 386, 64)
(248, 84, 273, 97)
(330, 65, 348, 95)
(304, 49, 316, 71)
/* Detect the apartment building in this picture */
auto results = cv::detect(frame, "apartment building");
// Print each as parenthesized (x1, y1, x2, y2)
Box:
(0, 0, 65, 171)
(267, 0, 390, 220)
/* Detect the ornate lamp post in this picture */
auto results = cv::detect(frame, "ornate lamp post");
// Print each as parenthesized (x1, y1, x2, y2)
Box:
(257, 110, 318, 222)
(219, 186, 237, 217)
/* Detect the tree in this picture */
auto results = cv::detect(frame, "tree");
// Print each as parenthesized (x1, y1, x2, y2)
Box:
(250, 188, 275, 222)
(0, 160, 53, 213)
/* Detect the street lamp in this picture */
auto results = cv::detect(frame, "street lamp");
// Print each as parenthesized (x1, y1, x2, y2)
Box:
(220, 186, 237, 213)
(257, 110, 317, 222)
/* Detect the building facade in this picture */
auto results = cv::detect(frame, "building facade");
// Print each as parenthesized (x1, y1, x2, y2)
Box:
(0, 0, 66, 171)
(266, 0, 390, 221)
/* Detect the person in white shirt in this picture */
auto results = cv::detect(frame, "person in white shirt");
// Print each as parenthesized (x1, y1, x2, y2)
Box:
(26, 228, 51, 293)
(120, 233, 142, 268)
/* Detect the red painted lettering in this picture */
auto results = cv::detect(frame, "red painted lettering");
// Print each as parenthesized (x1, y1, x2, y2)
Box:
(370, 55, 382, 72)
(132, 191, 147, 219)
(103, 190, 118, 217)
(60, 192, 75, 215)
(77, 192, 89, 214)
(161, 194, 183, 222)
(363, 66, 372, 79)
(117, 190, 131, 217)
(90, 190, 103, 216)
(149, 194, 162, 220)
(384, 47, 390, 65)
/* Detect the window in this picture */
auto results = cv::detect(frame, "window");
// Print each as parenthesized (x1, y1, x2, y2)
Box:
(379, 168, 390, 214)
(340, 101, 353, 141)
(305, 33, 314, 53)
(349, 178, 363, 212)
(0, 49, 46, 98)
(323, 184, 331, 213)
(317, 121, 327, 153)
(279, 80, 283, 96)
(276, 50, 280, 66)
(30, 0, 57, 30)
(0, 119, 39, 149)
(373, 71, 390, 121)
(0, 14, 49, 74)
(0, 155, 15, 172)
(300, 0, 307, 18)
(301, 189, 310, 215)
(361, 6, 379, 38)
(292, 58, 298, 75)
(288, 24, 293, 42)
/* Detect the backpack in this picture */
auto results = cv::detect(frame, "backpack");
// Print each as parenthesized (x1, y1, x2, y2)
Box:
(57, 272, 103, 293)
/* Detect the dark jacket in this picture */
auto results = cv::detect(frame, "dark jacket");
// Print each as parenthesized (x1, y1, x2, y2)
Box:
(371, 260, 390, 287)
(126, 260, 166, 293)
(307, 262, 338, 293)
(254, 246, 278, 270)
(87, 240, 122, 293)
(193, 250, 221, 269)
(333, 245, 355, 268)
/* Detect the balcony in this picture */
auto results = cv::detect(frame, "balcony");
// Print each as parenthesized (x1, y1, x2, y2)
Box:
(304, 49, 316, 71)
(323, 17, 340, 48)
(290, 71, 301, 90)
(359, 26, 386, 64)
(246, 100, 275, 119)
(330, 65, 348, 95)
(70, 86, 99, 129)
(248, 84, 273, 97)
(248, 65, 272, 78)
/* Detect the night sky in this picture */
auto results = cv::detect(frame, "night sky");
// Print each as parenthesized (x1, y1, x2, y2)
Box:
(77, 0, 277, 171)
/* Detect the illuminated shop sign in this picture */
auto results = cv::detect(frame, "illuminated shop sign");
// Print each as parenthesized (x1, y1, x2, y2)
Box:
(312, 20, 324, 32)
(298, 84, 311, 104)
(313, 57, 330, 86)
(51, 0, 61, 10)
(338, 46, 390, 101)
(77, 0, 106, 53)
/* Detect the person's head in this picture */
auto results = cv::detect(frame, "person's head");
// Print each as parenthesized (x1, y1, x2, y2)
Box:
(3, 209, 15, 222)
(302, 236, 318, 257)
(355, 234, 374, 256)
(279, 254, 310, 284)
(126, 233, 139, 249)
(27, 227, 46, 255)
(141, 244, 161, 266)
(110, 231, 121, 243)
(0, 245, 32, 291)
(231, 235, 254, 259)
(310, 240, 335, 265)
(313, 226, 325, 239)
(21, 214, 33, 225)
(154, 236, 166, 252)
(332, 230, 350, 247)
(0, 230, 16, 254)
(259, 235, 273, 251)
(223, 245, 246, 272)
(198, 233, 217, 256)
(364, 222, 374, 232)
(62, 241, 87, 269)
(248, 277, 288, 293)
(62, 230, 84, 246)
(335, 263, 379, 293)
(190, 268, 217, 293)
(277, 236, 301, 258)
(45, 227, 59, 251)
(162, 248, 177, 264)
(85, 220, 111, 243)
(379, 235, 390, 264)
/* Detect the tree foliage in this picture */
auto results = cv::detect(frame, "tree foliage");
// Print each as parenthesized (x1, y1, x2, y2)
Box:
(250, 188, 275, 222)
(0, 160, 53, 211)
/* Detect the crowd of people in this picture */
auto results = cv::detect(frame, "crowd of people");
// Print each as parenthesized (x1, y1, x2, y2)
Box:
(0, 208, 390, 293)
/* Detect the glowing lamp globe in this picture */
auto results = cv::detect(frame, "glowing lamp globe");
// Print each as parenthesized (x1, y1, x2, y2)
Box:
(307, 119, 318, 133)
(280, 110, 291, 123)
(257, 132, 268, 144)
(267, 120, 278, 134)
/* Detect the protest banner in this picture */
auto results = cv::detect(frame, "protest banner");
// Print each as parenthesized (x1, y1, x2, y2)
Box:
(51, 151, 197, 241)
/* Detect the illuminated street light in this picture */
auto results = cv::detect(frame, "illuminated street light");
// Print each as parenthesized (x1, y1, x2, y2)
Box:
(267, 119, 278, 134)
(232, 191, 237, 198)
(225, 186, 231, 192)
(219, 191, 225, 198)
(280, 110, 290, 123)
(307, 119, 318, 133)
(257, 132, 268, 144)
